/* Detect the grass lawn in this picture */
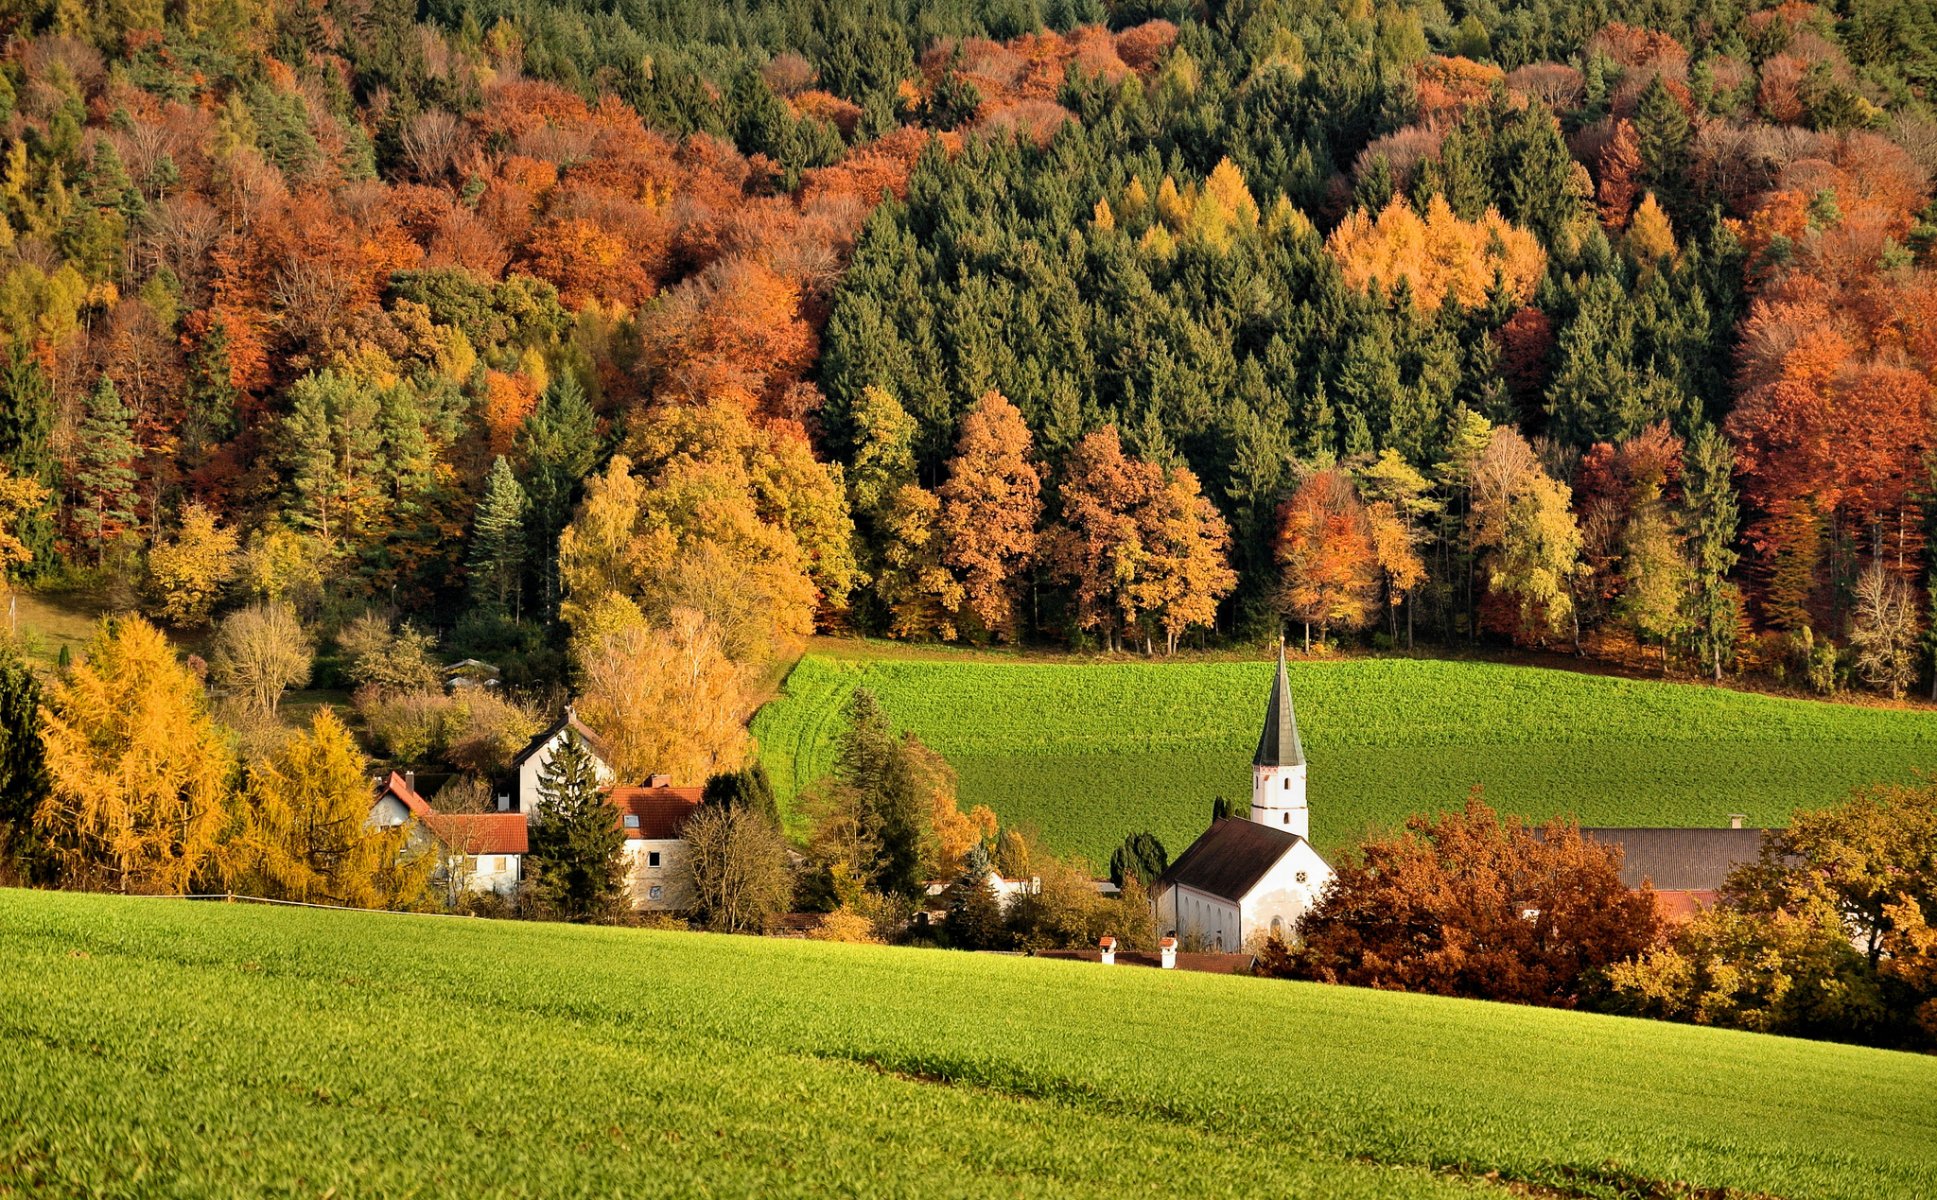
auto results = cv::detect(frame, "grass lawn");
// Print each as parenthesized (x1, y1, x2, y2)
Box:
(752, 648, 1937, 862)
(2, 588, 108, 666)
(1, 890, 1932, 1199)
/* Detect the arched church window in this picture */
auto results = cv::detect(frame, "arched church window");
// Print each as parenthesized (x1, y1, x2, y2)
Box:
(1270, 916, 1283, 936)
(1284, 813, 1291, 824)
(1284, 778, 1290, 790)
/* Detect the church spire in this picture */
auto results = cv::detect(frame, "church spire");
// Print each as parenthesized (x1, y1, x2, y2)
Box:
(1253, 643, 1304, 768)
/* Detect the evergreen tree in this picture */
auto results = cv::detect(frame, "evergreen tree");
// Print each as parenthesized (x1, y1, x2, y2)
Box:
(71, 375, 139, 560)
(1681, 425, 1741, 682)
(181, 318, 240, 475)
(515, 374, 598, 621)
(701, 760, 779, 823)
(1634, 76, 1692, 216)
(528, 732, 628, 921)
(0, 349, 56, 576)
(1109, 831, 1168, 889)
(834, 688, 926, 897)
(943, 842, 1006, 950)
(467, 455, 529, 618)
(0, 640, 48, 872)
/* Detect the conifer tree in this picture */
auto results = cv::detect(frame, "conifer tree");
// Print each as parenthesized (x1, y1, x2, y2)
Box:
(944, 841, 1006, 950)
(834, 688, 927, 898)
(1681, 426, 1741, 681)
(0, 640, 48, 870)
(468, 455, 529, 618)
(528, 732, 628, 921)
(515, 373, 598, 621)
(181, 318, 240, 474)
(1634, 77, 1692, 212)
(0, 352, 55, 573)
(71, 375, 139, 561)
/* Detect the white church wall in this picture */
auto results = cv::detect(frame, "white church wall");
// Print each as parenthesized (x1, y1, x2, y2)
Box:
(1238, 840, 1333, 948)
(1250, 761, 1309, 839)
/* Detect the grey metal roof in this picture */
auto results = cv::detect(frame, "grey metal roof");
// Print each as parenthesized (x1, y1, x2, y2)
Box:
(1253, 646, 1305, 767)
(1578, 827, 1767, 891)
(1157, 818, 1306, 903)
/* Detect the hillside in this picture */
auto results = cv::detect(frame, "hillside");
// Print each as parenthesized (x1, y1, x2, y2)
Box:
(2, 890, 1931, 1199)
(752, 650, 1937, 861)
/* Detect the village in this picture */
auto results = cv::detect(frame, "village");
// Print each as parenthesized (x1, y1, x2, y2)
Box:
(368, 649, 1771, 974)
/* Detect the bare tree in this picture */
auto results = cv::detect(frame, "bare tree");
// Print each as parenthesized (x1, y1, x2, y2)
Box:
(684, 804, 792, 933)
(209, 603, 313, 717)
(1851, 562, 1919, 700)
(400, 109, 463, 182)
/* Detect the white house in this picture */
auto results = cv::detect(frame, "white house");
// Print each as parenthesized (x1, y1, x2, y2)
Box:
(372, 770, 527, 897)
(610, 777, 704, 911)
(501, 708, 615, 813)
(1150, 648, 1334, 950)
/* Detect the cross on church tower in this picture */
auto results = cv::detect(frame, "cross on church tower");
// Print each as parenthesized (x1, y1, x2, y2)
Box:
(1249, 643, 1309, 839)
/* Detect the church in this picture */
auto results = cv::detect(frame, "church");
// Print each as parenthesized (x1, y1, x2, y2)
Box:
(1150, 649, 1334, 951)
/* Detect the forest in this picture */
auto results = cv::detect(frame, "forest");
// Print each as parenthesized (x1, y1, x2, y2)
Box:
(1, 0, 1936, 789)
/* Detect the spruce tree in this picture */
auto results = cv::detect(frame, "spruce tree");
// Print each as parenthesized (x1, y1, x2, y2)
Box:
(181, 318, 240, 474)
(0, 641, 48, 870)
(527, 732, 628, 921)
(1634, 76, 1691, 214)
(1681, 425, 1741, 682)
(944, 842, 1006, 950)
(0, 347, 56, 575)
(1109, 831, 1169, 889)
(701, 761, 779, 823)
(834, 688, 926, 897)
(467, 455, 528, 619)
(515, 374, 597, 620)
(72, 375, 139, 560)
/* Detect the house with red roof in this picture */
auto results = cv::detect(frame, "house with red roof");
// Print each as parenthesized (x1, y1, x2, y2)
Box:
(609, 776, 704, 910)
(372, 771, 527, 899)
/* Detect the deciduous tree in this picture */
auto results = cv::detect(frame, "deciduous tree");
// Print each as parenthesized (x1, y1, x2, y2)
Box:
(685, 802, 793, 933)
(208, 603, 312, 717)
(147, 503, 238, 627)
(1276, 468, 1379, 649)
(937, 391, 1041, 641)
(36, 617, 233, 893)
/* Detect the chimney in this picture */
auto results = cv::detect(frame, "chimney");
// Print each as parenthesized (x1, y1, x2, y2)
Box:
(1159, 937, 1177, 969)
(1098, 935, 1116, 966)
(648, 773, 672, 789)
(1729, 813, 1747, 829)
(404, 770, 415, 795)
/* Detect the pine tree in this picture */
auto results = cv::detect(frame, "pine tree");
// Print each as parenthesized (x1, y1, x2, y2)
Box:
(1681, 426, 1741, 681)
(467, 455, 528, 619)
(1109, 831, 1168, 889)
(71, 375, 139, 560)
(834, 688, 926, 898)
(944, 842, 1006, 950)
(701, 761, 779, 823)
(515, 374, 598, 621)
(528, 732, 627, 921)
(0, 349, 57, 577)
(0, 640, 48, 870)
(181, 318, 240, 475)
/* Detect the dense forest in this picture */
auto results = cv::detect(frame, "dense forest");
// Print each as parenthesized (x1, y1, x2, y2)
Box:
(2, 0, 1937, 771)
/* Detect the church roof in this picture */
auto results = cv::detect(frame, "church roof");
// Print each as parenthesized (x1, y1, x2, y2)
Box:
(1158, 818, 1309, 903)
(1577, 827, 1766, 892)
(1253, 646, 1305, 767)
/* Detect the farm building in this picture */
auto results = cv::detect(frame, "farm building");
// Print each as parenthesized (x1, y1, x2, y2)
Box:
(1151, 648, 1334, 950)
(1578, 824, 1768, 922)
(499, 708, 616, 813)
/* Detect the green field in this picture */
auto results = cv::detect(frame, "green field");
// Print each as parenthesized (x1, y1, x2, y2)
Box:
(752, 650, 1937, 862)
(2, 890, 1932, 1198)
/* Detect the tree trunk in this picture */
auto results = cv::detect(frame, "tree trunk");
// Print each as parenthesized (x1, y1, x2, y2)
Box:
(1303, 621, 1311, 653)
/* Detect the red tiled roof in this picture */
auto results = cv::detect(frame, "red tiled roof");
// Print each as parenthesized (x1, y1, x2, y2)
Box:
(609, 785, 703, 840)
(1653, 889, 1719, 924)
(380, 771, 435, 818)
(422, 811, 529, 856)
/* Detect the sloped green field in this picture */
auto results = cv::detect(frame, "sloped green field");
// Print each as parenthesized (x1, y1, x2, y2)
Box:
(1, 890, 1932, 1199)
(752, 651, 1937, 862)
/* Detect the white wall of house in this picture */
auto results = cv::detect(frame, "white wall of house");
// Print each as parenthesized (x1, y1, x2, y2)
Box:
(511, 729, 616, 812)
(368, 794, 411, 829)
(624, 839, 694, 910)
(450, 852, 521, 897)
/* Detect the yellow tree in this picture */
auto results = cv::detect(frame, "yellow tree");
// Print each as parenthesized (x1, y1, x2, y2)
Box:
(1133, 465, 1237, 654)
(1355, 449, 1438, 646)
(147, 503, 240, 627)
(576, 606, 750, 785)
(875, 483, 967, 640)
(231, 708, 431, 908)
(36, 617, 233, 892)
(1276, 468, 1380, 649)
(0, 463, 50, 584)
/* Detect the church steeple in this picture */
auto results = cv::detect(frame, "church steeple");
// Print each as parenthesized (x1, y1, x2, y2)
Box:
(1253, 644, 1305, 768)
(1249, 644, 1309, 839)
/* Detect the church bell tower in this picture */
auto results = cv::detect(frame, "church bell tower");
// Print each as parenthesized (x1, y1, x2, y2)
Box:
(1250, 645, 1308, 839)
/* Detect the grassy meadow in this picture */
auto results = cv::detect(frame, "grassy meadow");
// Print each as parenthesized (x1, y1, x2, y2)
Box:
(2, 889, 1932, 1198)
(752, 649, 1937, 862)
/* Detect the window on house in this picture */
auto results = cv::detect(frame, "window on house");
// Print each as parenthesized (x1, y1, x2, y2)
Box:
(623, 814, 640, 829)
(1295, 871, 1308, 884)
(1284, 778, 1290, 789)
(648, 851, 661, 867)
(648, 885, 663, 900)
